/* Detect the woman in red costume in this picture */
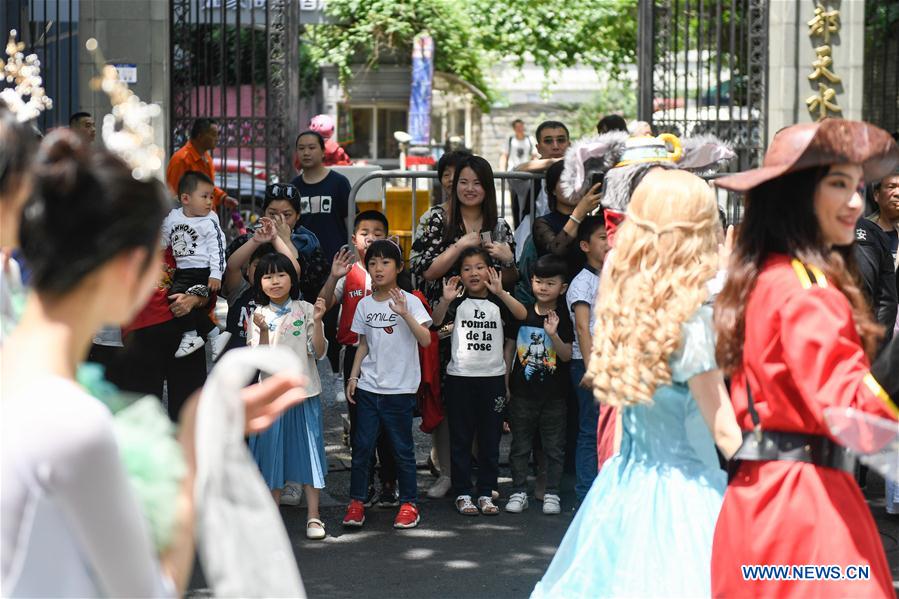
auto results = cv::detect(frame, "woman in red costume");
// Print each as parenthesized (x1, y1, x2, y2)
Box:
(711, 119, 899, 598)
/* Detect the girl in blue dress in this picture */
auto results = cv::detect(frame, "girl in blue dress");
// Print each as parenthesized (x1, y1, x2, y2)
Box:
(248, 253, 329, 540)
(532, 170, 743, 598)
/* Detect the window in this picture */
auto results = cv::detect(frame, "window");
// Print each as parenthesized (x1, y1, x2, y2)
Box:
(377, 108, 408, 159)
(340, 105, 408, 161)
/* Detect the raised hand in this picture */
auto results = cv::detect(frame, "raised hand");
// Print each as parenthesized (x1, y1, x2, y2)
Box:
(253, 311, 267, 329)
(273, 213, 292, 242)
(484, 241, 514, 264)
(442, 275, 462, 301)
(330, 246, 354, 278)
(456, 230, 481, 250)
(252, 217, 277, 243)
(575, 181, 603, 218)
(544, 310, 559, 335)
(484, 267, 504, 294)
(242, 372, 308, 434)
(387, 287, 409, 316)
(313, 297, 327, 321)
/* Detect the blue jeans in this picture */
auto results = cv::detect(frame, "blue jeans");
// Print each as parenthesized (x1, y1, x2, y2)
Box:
(349, 388, 418, 504)
(570, 359, 599, 501)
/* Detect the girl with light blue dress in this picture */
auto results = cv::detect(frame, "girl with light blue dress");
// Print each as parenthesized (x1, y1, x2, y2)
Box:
(532, 170, 743, 598)
(248, 253, 329, 540)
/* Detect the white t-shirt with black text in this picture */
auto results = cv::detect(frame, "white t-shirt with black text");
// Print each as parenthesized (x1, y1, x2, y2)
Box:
(351, 291, 432, 394)
(444, 293, 513, 377)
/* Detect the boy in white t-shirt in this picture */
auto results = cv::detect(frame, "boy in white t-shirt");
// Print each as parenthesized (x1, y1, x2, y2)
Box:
(431, 247, 526, 516)
(161, 171, 227, 358)
(343, 239, 432, 530)
(566, 215, 609, 506)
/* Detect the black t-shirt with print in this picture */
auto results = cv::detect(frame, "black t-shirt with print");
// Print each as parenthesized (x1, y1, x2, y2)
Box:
(224, 285, 256, 355)
(290, 170, 352, 262)
(505, 303, 574, 398)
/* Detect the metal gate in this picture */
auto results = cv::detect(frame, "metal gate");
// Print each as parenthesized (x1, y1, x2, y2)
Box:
(863, 0, 899, 136)
(1, 0, 80, 132)
(169, 0, 300, 213)
(637, 0, 769, 172)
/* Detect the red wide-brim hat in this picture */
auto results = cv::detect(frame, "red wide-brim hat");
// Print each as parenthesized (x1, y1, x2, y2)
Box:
(715, 119, 899, 192)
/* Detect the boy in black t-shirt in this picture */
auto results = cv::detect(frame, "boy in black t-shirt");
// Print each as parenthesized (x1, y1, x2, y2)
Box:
(431, 247, 527, 516)
(503, 255, 574, 515)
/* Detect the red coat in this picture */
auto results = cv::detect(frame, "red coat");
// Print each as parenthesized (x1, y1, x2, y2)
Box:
(711, 255, 899, 598)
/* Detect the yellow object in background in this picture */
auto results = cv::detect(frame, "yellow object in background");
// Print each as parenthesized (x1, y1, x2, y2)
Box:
(358, 188, 431, 261)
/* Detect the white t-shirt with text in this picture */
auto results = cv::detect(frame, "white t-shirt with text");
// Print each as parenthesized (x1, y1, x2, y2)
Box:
(351, 291, 432, 394)
(444, 293, 512, 377)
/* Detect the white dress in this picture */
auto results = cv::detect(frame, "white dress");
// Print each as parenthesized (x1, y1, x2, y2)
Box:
(1, 377, 172, 597)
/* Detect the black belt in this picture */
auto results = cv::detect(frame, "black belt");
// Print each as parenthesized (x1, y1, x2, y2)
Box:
(731, 430, 856, 473)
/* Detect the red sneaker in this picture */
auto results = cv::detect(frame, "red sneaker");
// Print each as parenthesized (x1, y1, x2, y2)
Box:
(393, 502, 420, 529)
(342, 499, 365, 527)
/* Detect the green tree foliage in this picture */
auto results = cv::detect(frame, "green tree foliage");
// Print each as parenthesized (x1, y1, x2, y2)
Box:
(569, 79, 638, 139)
(305, 0, 638, 108)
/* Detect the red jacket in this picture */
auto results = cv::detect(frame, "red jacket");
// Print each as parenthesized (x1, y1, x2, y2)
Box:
(413, 290, 443, 433)
(712, 255, 898, 598)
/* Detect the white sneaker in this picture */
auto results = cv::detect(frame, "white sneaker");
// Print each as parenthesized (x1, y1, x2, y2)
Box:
(426, 475, 452, 498)
(209, 329, 231, 362)
(280, 485, 302, 506)
(175, 332, 205, 358)
(543, 493, 561, 515)
(505, 491, 529, 513)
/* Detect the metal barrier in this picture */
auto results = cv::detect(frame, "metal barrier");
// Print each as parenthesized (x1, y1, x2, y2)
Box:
(345, 170, 545, 246)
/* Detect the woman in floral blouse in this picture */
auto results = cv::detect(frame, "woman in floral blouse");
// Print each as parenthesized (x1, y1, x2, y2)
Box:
(409, 154, 517, 500)
(410, 154, 518, 308)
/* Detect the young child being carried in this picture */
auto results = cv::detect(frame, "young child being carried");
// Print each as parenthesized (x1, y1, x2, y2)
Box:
(318, 211, 399, 507)
(248, 253, 330, 540)
(161, 170, 227, 358)
(504, 255, 574, 515)
(343, 239, 432, 530)
(566, 214, 609, 508)
(431, 247, 527, 517)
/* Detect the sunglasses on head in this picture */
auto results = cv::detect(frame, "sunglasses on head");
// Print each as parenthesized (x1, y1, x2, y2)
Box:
(267, 183, 299, 200)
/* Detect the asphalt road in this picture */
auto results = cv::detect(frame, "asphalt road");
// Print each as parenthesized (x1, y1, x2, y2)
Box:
(188, 357, 899, 598)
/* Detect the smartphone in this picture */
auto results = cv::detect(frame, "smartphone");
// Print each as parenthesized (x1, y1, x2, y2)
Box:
(590, 171, 605, 189)
(480, 231, 493, 245)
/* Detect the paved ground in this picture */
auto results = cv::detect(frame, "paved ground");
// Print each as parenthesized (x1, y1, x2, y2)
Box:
(189, 357, 899, 597)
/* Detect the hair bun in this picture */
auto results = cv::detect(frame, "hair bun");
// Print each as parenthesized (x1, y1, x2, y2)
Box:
(35, 129, 90, 197)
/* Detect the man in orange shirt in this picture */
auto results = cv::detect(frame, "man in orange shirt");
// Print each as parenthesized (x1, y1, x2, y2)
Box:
(166, 118, 238, 209)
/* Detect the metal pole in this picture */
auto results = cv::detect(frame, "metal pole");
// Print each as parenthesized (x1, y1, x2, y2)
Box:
(637, 0, 654, 122)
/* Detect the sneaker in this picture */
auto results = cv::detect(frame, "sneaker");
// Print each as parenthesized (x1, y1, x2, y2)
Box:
(426, 475, 452, 499)
(543, 493, 561, 515)
(209, 329, 231, 362)
(378, 486, 399, 508)
(505, 492, 529, 513)
(393, 503, 420, 529)
(175, 332, 205, 357)
(342, 499, 365, 527)
(279, 485, 302, 506)
(363, 485, 378, 507)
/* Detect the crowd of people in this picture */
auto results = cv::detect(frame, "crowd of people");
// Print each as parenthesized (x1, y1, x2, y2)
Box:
(3, 70, 899, 598)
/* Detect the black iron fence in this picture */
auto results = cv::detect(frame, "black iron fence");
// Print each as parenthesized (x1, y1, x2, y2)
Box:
(170, 0, 300, 217)
(638, 0, 768, 173)
(863, 0, 899, 136)
(1, 0, 79, 132)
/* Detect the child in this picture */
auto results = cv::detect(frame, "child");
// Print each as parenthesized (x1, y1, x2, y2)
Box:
(504, 255, 574, 515)
(221, 217, 301, 359)
(431, 247, 527, 516)
(161, 170, 227, 357)
(343, 239, 432, 530)
(566, 214, 608, 507)
(247, 253, 329, 539)
(318, 210, 397, 506)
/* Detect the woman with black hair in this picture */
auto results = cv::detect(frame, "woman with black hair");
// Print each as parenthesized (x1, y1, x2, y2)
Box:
(0, 103, 38, 341)
(1, 130, 305, 596)
(711, 120, 899, 598)
(531, 160, 602, 278)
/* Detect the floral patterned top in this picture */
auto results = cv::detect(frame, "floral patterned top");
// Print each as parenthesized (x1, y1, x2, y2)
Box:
(409, 204, 516, 308)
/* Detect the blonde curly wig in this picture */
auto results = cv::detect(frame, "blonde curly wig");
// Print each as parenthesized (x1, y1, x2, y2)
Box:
(585, 169, 720, 407)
